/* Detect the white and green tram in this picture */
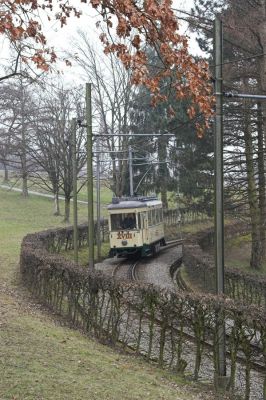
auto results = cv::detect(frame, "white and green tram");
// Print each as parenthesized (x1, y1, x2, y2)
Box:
(108, 196, 166, 258)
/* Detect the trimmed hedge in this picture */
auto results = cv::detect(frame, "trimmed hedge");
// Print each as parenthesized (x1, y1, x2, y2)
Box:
(20, 224, 266, 400)
(183, 223, 266, 307)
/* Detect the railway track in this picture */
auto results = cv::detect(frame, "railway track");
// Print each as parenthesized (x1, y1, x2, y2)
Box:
(111, 238, 183, 282)
(111, 240, 183, 285)
(128, 259, 141, 280)
(112, 257, 142, 281)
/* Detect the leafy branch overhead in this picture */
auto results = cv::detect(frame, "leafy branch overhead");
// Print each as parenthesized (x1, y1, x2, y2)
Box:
(1, 0, 214, 134)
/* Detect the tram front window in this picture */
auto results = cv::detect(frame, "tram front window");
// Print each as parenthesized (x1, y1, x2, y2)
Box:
(122, 213, 136, 229)
(111, 213, 136, 230)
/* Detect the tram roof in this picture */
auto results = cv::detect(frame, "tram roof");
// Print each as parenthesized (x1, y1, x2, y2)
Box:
(107, 196, 162, 210)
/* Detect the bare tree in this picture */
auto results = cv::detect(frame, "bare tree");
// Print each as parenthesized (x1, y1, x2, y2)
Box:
(0, 84, 18, 182)
(29, 84, 87, 221)
(0, 78, 37, 195)
(70, 30, 135, 196)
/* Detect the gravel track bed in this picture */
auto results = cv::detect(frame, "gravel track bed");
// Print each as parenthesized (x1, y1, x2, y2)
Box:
(95, 245, 182, 289)
(95, 247, 264, 400)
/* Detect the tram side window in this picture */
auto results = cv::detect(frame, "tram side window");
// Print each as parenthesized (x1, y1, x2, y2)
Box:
(156, 208, 163, 223)
(137, 213, 141, 229)
(148, 210, 152, 226)
(140, 212, 147, 229)
(153, 209, 156, 225)
(156, 209, 159, 224)
(148, 209, 163, 225)
(148, 209, 157, 226)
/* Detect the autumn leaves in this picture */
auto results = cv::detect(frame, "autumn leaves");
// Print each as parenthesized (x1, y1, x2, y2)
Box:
(1, 0, 214, 134)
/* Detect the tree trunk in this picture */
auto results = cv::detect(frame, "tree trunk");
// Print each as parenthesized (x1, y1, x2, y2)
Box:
(257, 102, 266, 260)
(243, 102, 262, 269)
(21, 175, 28, 197)
(158, 136, 168, 209)
(112, 159, 120, 197)
(54, 192, 60, 216)
(64, 197, 71, 223)
(3, 163, 9, 182)
(20, 84, 28, 198)
(258, 7, 266, 260)
(121, 158, 128, 196)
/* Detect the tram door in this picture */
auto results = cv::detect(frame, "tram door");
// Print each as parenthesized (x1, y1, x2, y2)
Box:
(140, 212, 148, 243)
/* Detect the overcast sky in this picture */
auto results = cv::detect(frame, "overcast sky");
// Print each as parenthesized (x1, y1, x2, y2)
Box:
(0, 1, 203, 85)
(41, 0, 203, 84)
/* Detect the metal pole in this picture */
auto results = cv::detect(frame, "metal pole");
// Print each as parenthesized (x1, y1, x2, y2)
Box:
(223, 92, 266, 100)
(72, 118, 78, 264)
(86, 83, 94, 269)
(93, 133, 174, 137)
(96, 137, 101, 260)
(129, 145, 134, 196)
(214, 17, 226, 380)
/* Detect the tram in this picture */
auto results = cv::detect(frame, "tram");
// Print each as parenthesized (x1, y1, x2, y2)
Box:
(107, 196, 166, 258)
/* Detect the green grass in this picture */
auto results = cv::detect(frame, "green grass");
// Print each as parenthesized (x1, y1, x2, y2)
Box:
(225, 234, 266, 276)
(0, 172, 113, 209)
(178, 220, 213, 235)
(1, 310, 190, 400)
(78, 180, 113, 205)
(0, 187, 212, 400)
(64, 242, 110, 265)
(0, 172, 189, 213)
(0, 189, 90, 282)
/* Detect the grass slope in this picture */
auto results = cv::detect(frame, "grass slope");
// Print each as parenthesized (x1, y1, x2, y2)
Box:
(0, 173, 113, 217)
(225, 234, 266, 275)
(0, 188, 213, 400)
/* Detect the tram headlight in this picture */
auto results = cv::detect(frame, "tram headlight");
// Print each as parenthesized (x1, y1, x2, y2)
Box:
(122, 240, 128, 246)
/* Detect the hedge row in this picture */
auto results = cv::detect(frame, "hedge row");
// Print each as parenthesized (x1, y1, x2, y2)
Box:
(20, 225, 266, 400)
(40, 221, 108, 253)
(182, 223, 266, 307)
(41, 208, 208, 254)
